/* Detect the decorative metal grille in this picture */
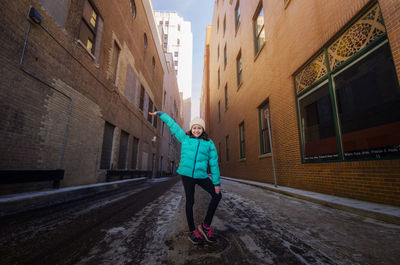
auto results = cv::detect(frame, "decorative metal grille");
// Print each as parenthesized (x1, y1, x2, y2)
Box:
(295, 52, 327, 94)
(327, 3, 385, 70)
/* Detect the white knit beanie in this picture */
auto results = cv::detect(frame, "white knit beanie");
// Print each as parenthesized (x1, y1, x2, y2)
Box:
(190, 117, 206, 131)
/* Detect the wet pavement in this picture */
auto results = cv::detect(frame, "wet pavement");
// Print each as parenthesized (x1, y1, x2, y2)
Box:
(1, 176, 400, 265)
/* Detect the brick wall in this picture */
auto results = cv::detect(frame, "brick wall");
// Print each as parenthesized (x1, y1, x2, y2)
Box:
(206, 0, 400, 206)
(0, 0, 165, 193)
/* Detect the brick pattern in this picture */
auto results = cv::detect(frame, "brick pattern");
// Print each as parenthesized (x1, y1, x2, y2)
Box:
(0, 0, 169, 192)
(204, 0, 400, 206)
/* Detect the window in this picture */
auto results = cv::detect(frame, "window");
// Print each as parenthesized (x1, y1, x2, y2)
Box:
(218, 68, 220, 87)
(178, 24, 181, 31)
(218, 101, 221, 122)
(130, 0, 136, 18)
(100, 122, 115, 169)
(236, 51, 242, 87)
(295, 3, 400, 162)
(223, 14, 226, 35)
(131, 137, 139, 169)
(79, 0, 100, 55)
(174, 61, 178, 66)
(110, 41, 120, 83)
(224, 84, 228, 110)
(125, 64, 137, 106)
(148, 99, 153, 123)
(152, 56, 155, 69)
(334, 42, 400, 160)
(239, 122, 245, 159)
(225, 135, 230, 162)
(118, 130, 129, 169)
(299, 81, 338, 161)
(165, 21, 169, 27)
(153, 108, 158, 128)
(144, 33, 148, 49)
(217, 44, 220, 59)
(174, 51, 178, 57)
(253, 2, 265, 55)
(159, 21, 163, 25)
(258, 100, 272, 154)
(235, 0, 240, 31)
(177, 38, 180, 45)
(139, 85, 145, 110)
(224, 44, 227, 68)
(217, 17, 219, 32)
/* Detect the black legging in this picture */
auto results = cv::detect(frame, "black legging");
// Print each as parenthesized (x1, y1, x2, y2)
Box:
(181, 175, 222, 231)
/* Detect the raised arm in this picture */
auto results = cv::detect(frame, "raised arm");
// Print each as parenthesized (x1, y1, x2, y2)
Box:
(150, 111, 187, 143)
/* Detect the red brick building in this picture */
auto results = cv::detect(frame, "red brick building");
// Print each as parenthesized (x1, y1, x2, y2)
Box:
(202, 0, 400, 206)
(0, 0, 180, 193)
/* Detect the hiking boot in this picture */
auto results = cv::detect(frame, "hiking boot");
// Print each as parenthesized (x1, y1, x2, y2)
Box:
(188, 229, 203, 245)
(198, 223, 216, 243)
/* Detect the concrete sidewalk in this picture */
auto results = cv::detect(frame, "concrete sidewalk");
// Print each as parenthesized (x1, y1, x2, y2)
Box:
(0, 177, 147, 216)
(222, 176, 400, 225)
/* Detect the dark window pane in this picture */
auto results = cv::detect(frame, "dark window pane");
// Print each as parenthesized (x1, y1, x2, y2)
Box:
(259, 102, 271, 154)
(79, 22, 94, 53)
(334, 42, 400, 159)
(148, 99, 153, 123)
(139, 86, 145, 110)
(100, 122, 115, 169)
(239, 122, 245, 158)
(131, 137, 139, 169)
(299, 83, 339, 161)
(118, 131, 129, 169)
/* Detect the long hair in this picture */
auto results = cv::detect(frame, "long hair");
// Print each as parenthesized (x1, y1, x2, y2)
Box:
(186, 130, 210, 141)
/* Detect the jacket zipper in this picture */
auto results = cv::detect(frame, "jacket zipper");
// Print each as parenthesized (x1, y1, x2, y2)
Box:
(192, 139, 201, 178)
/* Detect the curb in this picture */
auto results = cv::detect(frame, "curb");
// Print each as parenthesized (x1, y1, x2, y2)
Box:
(0, 177, 146, 216)
(222, 176, 400, 226)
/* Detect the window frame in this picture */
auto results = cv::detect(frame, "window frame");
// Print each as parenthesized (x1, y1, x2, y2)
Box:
(224, 83, 228, 110)
(130, 0, 136, 18)
(110, 40, 121, 84)
(239, 121, 246, 159)
(236, 50, 243, 88)
(223, 14, 226, 36)
(235, 0, 240, 32)
(78, 0, 100, 55)
(224, 43, 227, 69)
(258, 100, 272, 155)
(253, 1, 265, 56)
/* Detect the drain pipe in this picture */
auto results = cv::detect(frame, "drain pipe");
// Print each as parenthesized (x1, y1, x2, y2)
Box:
(266, 109, 277, 187)
(19, 11, 72, 169)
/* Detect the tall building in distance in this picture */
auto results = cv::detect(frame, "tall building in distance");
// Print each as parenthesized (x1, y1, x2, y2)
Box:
(154, 11, 193, 131)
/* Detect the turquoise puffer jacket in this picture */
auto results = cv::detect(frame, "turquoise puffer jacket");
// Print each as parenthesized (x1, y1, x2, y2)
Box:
(158, 112, 221, 186)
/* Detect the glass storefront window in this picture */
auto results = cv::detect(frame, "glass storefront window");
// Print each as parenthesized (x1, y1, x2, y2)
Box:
(299, 82, 339, 162)
(333, 41, 400, 159)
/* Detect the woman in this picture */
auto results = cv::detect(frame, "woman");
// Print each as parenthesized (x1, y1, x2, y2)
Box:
(149, 111, 222, 244)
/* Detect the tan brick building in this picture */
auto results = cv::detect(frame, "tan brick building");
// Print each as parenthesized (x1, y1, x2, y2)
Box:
(202, 0, 400, 206)
(0, 0, 181, 193)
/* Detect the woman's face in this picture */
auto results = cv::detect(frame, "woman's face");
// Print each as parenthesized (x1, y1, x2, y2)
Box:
(191, 125, 204, 138)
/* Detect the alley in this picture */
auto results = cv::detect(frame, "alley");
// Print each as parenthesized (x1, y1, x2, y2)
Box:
(1, 177, 400, 265)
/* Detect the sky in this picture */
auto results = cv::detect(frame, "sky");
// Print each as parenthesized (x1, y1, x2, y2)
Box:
(151, 0, 215, 119)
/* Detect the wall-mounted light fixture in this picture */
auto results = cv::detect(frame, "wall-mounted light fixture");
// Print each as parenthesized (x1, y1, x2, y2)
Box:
(28, 6, 42, 24)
